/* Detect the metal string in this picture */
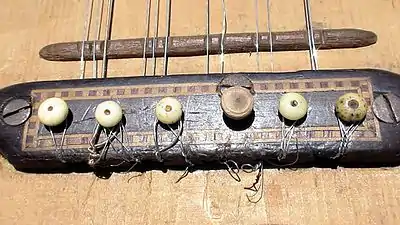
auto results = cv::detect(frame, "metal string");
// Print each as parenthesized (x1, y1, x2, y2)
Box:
(88, 123, 102, 154)
(254, 0, 260, 71)
(50, 129, 57, 149)
(72, 0, 324, 172)
(266, 0, 274, 71)
(60, 121, 68, 151)
(83, 113, 136, 167)
(152, 0, 160, 76)
(278, 119, 296, 160)
(243, 162, 264, 203)
(335, 118, 360, 158)
(49, 120, 68, 163)
(163, 0, 172, 76)
(55, 0, 95, 158)
(153, 118, 184, 162)
(143, 0, 152, 76)
(167, 123, 193, 183)
(222, 160, 241, 182)
(167, 124, 192, 167)
(303, 0, 318, 70)
(206, 0, 210, 74)
(102, 0, 115, 78)
(336, 118, 348, 158)
(80, 0, 94, 79)
(81, 105, 92, 122)
(93, 0, 105, 78)
(88, 123, 127, 165)
(277, 106, 312, 162)
(93, 128, 118, 164)
(108, 126, 138, 164)
(220, 0, 227, 74)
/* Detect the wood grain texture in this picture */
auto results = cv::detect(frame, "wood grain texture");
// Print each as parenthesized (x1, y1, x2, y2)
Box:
(38, 29, 377, 61)
(0, 0, 400, 225)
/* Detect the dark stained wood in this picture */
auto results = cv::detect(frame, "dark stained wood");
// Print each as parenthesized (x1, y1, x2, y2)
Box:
(39, 28, 378, 61)
(0, 69, 399, 173)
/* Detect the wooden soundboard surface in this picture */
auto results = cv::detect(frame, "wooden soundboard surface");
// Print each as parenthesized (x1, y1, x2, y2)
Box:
(0, 1, 400, 225)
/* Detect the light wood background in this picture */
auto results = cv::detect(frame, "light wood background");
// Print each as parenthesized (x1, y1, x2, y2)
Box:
(1, 0, 400, 224)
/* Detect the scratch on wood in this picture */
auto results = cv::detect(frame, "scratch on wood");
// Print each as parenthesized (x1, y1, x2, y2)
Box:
(147, 172, 153, 196)
(235, 193, 241, 219)
(79, 176, 97, 216)
(202, 171, 212, 219)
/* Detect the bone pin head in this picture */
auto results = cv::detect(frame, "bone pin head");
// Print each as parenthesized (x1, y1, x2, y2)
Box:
(220, 86, 254, 120)
(155, 97, 183, 125)
(335, 93, 368, 123)
(278, 92, 308, 121)
(38, 97, 69, 127)
(95, 100, 123, 128)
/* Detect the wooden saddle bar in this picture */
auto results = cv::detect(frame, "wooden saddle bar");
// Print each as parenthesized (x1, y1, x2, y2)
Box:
(39, 28, 377, 61)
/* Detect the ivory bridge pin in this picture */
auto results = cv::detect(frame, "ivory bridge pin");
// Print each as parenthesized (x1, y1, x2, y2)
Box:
(95, 100, 123, 128)
(38, 97, 69, 127)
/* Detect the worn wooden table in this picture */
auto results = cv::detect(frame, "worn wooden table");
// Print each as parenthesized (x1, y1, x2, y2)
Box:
(0, 0, 399, 224)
